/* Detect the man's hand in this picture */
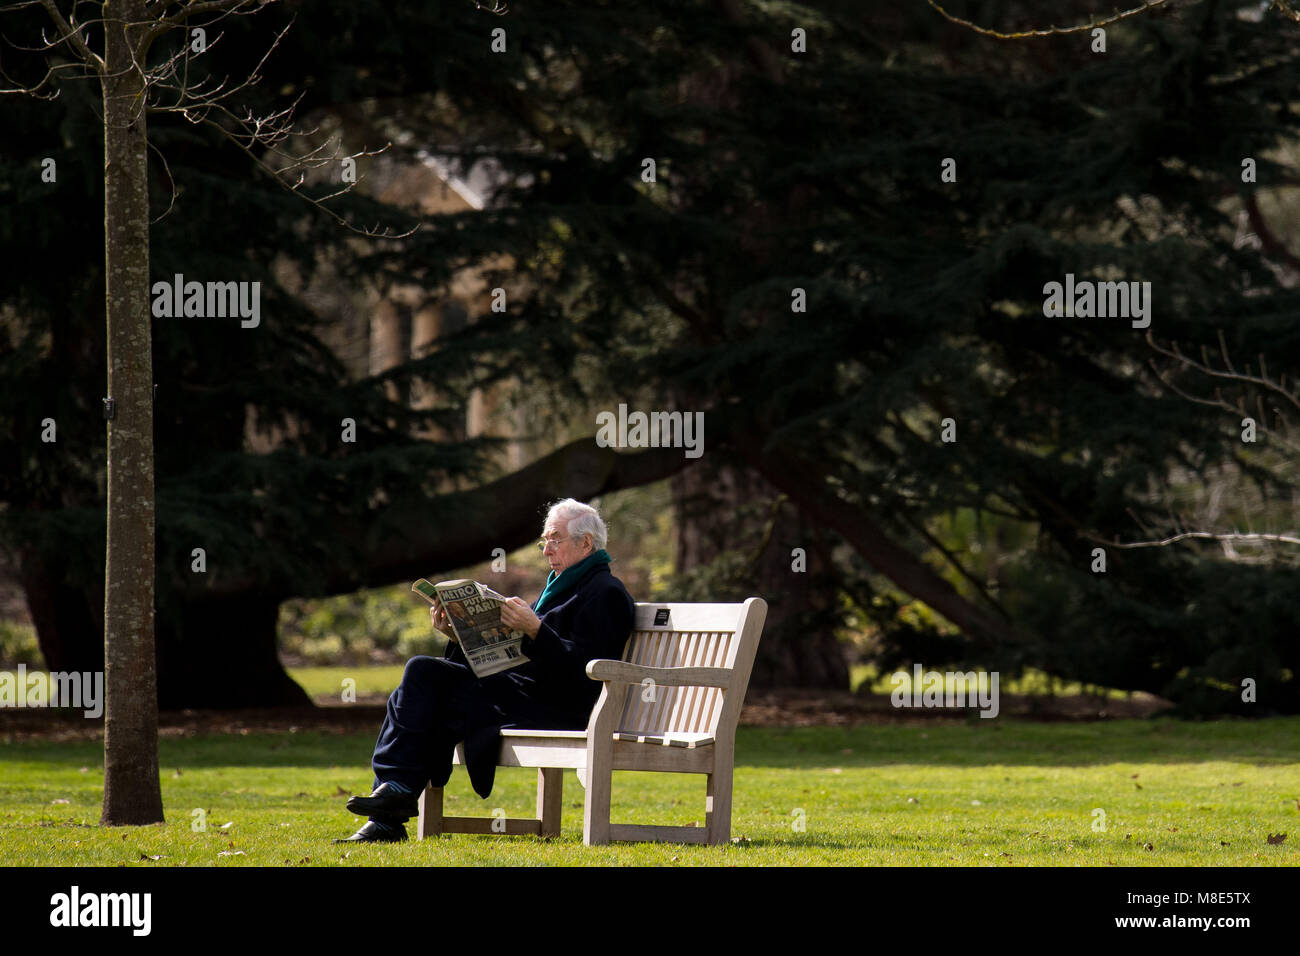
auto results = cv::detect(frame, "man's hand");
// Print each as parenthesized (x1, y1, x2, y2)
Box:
(430, 604, 459, 643)
(499, 596, 542, 638)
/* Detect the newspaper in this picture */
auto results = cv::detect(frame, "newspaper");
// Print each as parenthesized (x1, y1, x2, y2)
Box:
(411, 578, 529, 678)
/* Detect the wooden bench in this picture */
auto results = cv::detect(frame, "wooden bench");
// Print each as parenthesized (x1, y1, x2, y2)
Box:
(416, 597, 768, 846)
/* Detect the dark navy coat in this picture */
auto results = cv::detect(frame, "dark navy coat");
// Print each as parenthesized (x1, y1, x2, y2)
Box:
(445, 560, 635, 797)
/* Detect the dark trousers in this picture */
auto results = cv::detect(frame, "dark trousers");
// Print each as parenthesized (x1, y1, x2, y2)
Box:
(370, 655, 481, 795)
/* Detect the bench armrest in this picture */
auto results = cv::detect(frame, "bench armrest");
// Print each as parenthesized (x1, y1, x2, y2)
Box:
(585, 659, 732, 688)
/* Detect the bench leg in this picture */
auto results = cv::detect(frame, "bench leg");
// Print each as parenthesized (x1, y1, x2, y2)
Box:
(536, 768, 563, 838)
(704, 751, 734, 846)
(417, 784, 444, 839)
(583, 764, 612, 846)
(583, 683, 626, 846)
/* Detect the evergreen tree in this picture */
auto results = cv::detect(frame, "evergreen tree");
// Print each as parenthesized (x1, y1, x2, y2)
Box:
(3, 0, 1298, 715)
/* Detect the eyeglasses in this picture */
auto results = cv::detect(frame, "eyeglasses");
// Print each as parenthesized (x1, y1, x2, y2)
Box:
(537, 534, 575, 552)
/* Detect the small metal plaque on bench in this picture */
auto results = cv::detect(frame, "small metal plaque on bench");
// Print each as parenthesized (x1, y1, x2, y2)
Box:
(654, 608, 670, 626)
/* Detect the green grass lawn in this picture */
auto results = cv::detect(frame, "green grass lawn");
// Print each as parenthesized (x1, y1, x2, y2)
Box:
(1, 717, 1297, 866)
(291, 665, 405, 701)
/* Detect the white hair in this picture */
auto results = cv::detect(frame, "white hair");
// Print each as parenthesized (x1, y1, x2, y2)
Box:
(545, 498, 607, 551)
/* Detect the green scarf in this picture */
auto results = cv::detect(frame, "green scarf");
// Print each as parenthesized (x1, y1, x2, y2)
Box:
(535, 549, 611, 614)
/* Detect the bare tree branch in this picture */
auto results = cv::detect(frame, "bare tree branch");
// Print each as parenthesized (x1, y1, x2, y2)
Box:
(142, 0, 258, 48)
(1146, 328, 1300, 417)
(191, 112, 415, 238)
(1100, 530, 1300, 548)
(0, 55, 87, 96)
(1122, 330, 1300, 558)
(146, 135, 178, 222)
(38, 0, 102, 69)
(925, 0, 1174, 40)
(156, 0, 257, 24)
(5, 1, 411, 234)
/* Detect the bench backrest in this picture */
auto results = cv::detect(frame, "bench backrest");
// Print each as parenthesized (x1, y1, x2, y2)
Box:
(615, 598, 767, 740)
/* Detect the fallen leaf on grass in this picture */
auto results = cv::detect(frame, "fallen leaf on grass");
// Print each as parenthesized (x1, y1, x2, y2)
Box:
(216, 850, 246, 857)
(1266, 833, 1287, 845)
(1135, 783, 1142, 790)
(1220, 841, 1230, 846)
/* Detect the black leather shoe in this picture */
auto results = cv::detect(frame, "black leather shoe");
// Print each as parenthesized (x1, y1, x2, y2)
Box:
(333, 819, 408, 843)
(346, 782, 419, 820)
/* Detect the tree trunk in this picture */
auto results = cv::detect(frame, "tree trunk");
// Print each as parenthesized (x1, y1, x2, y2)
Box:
(673, 461, 850, 689)
(100, 0, 163, 825)
(19, 549, 104, 675)
(155, 593, 311, 709)
(735, 433, 1020, 652)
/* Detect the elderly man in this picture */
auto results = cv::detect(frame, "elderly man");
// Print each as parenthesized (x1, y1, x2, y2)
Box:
(336, 498, 636, 843)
